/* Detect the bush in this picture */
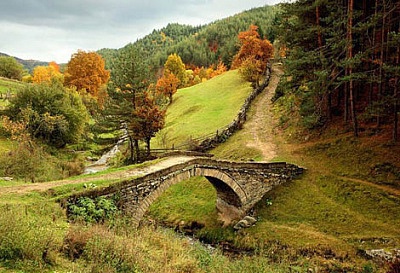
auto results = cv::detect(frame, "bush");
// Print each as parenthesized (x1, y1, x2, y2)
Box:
(68, 196, 119, 223)
(0, 141, 62, 182)
(3, 81, 89, 148)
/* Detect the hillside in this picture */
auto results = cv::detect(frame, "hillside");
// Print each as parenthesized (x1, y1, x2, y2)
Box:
(0, 52, 48, 73)
(148, 64, 400, 272)
(152, 70, 253, 149)
(98, 5, 279, 70)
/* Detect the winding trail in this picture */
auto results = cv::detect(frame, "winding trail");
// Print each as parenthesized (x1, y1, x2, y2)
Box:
(244, 65, 283, 161)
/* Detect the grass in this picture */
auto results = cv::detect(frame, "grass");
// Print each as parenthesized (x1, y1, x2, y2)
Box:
(152, 70, 252, 149)
(0, 77, 25, 109)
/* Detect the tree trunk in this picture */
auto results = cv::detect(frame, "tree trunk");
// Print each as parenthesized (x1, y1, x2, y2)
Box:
(393, 24, 400, 142)
(316, 5, 323, 49)
(134, 139, 140, 163)
(377, 0, 386, 127)
(347, 0, 358, 136)
(128, 135, 135, 163)
(145, 137, 151, 157)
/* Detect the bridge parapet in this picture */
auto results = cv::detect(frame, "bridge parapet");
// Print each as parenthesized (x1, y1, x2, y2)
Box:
(66, 157, 303, 227)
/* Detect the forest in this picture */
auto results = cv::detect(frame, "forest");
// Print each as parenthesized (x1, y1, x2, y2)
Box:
(276, 0, 400, 142)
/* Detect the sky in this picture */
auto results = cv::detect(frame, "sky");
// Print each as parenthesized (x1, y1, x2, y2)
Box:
(0, 0, 282, 63)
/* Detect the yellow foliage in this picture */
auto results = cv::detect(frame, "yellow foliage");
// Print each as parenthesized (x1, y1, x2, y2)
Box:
(32, 64, 63, 84)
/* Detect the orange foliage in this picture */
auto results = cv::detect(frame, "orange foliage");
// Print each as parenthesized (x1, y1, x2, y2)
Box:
(231, 24, 273, 72)
(156, 71, 180, 103)
(187, 61, 227, 86)
(129, 92, 166, 153)
(32, 62, 63, 84)
(64, 50, 110, 98)
(49, 61, 60, 72)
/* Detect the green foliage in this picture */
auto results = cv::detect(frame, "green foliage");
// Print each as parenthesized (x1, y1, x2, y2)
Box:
(3, 81, 89, 147)
(0, 203, 66, 271)
(68, 196, 118, 223)
(0, 56, 24, 80)
(0, 140, 58, 182)
(99, 6, 280, 72)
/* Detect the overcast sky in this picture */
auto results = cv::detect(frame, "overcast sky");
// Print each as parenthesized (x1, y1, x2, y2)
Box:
(0, 0, 282, 63)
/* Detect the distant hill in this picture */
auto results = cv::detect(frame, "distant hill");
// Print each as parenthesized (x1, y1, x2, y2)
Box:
(98, 5, 279, 71)
(0, 52, 48, 73)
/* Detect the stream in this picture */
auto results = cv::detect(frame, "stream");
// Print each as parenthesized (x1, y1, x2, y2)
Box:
(84, 128, 128, 174)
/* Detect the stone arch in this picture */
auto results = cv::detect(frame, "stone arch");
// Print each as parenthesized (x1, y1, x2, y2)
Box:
(132, 167, 247, 226)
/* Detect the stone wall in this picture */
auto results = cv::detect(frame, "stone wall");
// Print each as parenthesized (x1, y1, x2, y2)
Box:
(196, 64, 272, 151)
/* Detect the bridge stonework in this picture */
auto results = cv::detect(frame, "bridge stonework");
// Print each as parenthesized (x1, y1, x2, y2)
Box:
(67, 158, 303, 227)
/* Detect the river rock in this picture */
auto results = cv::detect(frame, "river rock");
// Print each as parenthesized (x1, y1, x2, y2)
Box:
(234, 215, 257, 230)
(0, 177, 13, 181)
(364, 249, 400, 261)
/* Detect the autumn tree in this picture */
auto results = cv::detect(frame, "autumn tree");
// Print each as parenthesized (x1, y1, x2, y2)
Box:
(64, 50, 110, 99)
(156, 71, 180, 103)
(32, 62, 63, 84)
(164, 53, 188, 87)
(0, 56, 24, 80)
(129, 92, 166, 156)
(232, 25, 273, 87)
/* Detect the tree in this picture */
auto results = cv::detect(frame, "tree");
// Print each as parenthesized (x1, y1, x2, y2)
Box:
(232, 25, 273, 87)
(0, 56, 24, 80)
(156, 71, 180, 103)
(128, 92, 166, 156)
(64, 50, 110, 99)
(32, 63, 63, 84)
(164, 53, 188, 87)
(276, 0, 400, 137)
(99, 45, 150, 163)
(3, 81, 89, 148)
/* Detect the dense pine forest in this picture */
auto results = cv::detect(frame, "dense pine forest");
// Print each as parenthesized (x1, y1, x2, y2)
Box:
(276, 0, 400, 141)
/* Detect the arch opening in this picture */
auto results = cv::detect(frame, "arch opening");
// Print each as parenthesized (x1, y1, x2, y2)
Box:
(134, 168, 247, 227)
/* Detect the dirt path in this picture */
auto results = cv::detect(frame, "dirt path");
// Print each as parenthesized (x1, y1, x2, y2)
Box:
(245, 64, 283, 161)
(0, 156, 196, 195)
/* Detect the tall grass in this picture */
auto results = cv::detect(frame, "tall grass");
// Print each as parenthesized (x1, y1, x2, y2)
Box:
(0, 202, 67, 271)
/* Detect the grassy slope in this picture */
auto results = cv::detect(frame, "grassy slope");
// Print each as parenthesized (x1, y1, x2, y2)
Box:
(152, 70, 252, 149)
(0, 77, 24, 108)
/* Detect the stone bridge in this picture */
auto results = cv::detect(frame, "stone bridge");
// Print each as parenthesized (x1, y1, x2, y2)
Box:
(67, 157, 303, 226)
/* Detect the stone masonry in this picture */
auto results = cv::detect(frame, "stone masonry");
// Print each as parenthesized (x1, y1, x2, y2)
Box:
(67, 157, 303, 227)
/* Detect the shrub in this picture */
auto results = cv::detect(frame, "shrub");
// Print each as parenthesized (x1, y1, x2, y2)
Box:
(68, 196, 119, 223)
(3, 81, 89, 148)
